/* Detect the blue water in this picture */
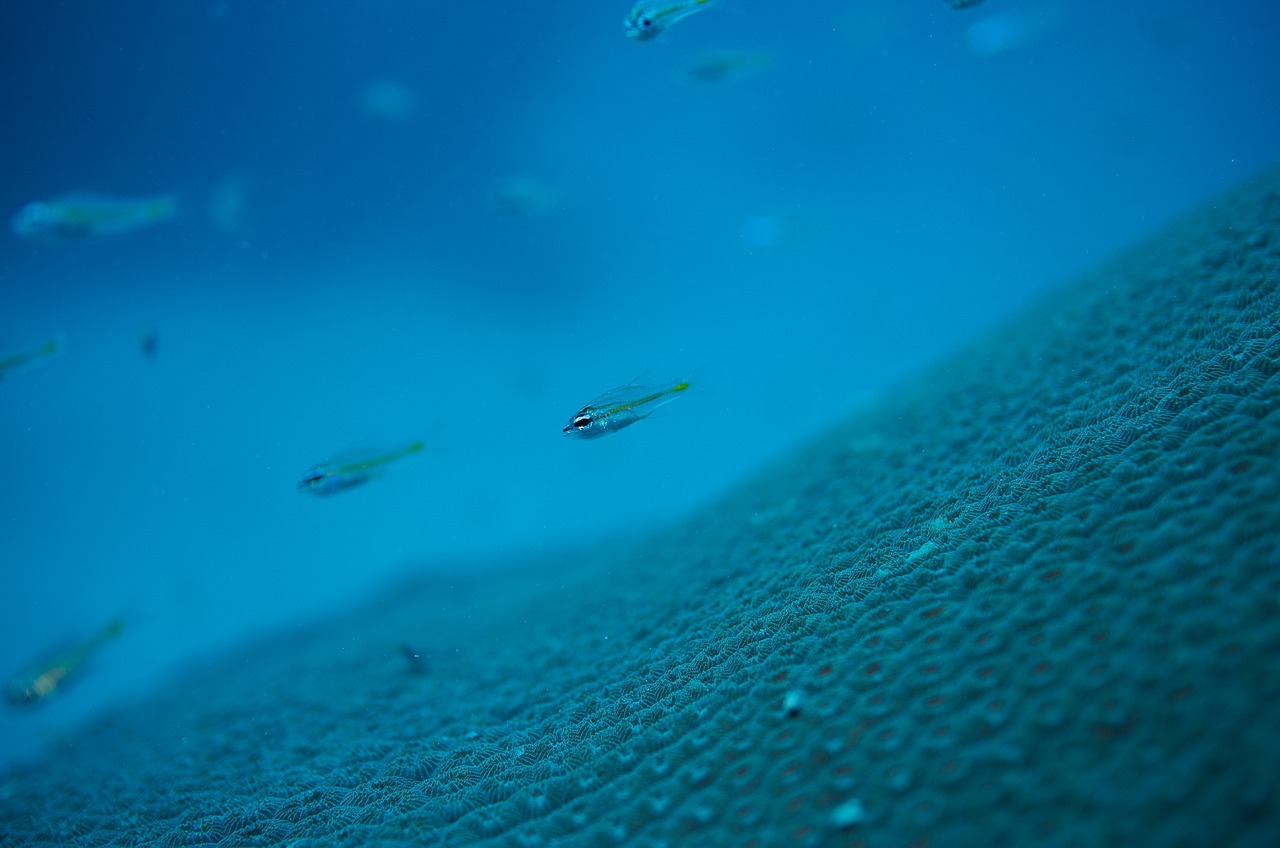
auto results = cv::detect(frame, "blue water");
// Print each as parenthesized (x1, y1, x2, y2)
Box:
(1, 0, 1276, 775)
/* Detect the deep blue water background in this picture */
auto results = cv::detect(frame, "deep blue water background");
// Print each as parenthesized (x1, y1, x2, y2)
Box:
(1, 0, 1277, 773)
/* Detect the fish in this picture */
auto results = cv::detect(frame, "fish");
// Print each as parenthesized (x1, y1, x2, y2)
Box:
(6, 619, 124, 707)
(672, 47, 774, 85)
(360, 78, 418, 122)
(208, 174, 254, 240)
(298, 440, 425, 496)
(563, 376, 692, 439)
(399, 642, 428, 675)
(625, 0, 714, 41)
(0, 335, 64, 383)
(137, 325, 160, 359)
(11, 193, 176, 242)
(488, 176, 564, 217)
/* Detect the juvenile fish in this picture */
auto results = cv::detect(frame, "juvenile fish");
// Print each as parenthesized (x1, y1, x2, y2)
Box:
(399, 642, 428, 675)
(563, 376, 691, 439)
(11, 193, 176, 242)
(0, 335, 63, 383)
(6, 619, 124, 707)
(625, 0, 714, 41)
(298, 440, 424, 496)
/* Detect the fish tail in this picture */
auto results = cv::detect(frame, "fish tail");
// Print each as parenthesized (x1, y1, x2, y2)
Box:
(148, 196, 178, 222)
(43, 333, 67, 357)
(673, 364, 713, 398)
(86, 619, 125, 650)
(387, 440, 426, 462)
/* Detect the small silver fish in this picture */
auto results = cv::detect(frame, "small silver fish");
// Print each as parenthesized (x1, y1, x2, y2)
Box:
(625, 0, 714, 41)
(298, 440, 424, 496)
(563, 376, 692, 439)
(11, 193, 176, 242)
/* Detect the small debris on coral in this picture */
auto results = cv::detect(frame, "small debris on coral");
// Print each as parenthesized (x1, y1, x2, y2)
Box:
(830, 798, 868, 829)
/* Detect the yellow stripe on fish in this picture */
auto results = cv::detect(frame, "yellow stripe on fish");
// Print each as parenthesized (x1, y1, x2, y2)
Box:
(0, 335, 64, 383)
(11, 193, 176, 242)
(6, 619, 123, 707)
(563, 378, 692, 439)
(298, 440, 425, 496)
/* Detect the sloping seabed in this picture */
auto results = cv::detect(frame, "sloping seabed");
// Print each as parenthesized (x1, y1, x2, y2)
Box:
(4, 168, 1280, 847)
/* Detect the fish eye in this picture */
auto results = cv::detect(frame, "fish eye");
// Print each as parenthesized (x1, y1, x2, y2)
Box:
(573, 415, 593, 429)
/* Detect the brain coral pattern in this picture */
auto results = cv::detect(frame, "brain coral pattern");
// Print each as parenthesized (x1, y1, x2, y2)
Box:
(4, 170, 1280, 847)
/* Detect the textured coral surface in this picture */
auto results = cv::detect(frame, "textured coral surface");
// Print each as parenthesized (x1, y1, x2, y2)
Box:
(4, 169, 1280, 847)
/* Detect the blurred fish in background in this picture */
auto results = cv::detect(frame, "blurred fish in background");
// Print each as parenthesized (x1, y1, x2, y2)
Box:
(298, 440, 425, 496)
(0, 334, 65, 383)
(359, 78, 418, 123)
(398, 642, 428, 675)
(671, 47, 774, 85)
(488, 176, 564, 218)
(11, 193, 176, 243)
(964, 1, 1066, 57)
(737, 212, 834, 252)
(207, 173, 255, 241)
(6, 619, 124, 708)
(136, 325, 160, 359)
